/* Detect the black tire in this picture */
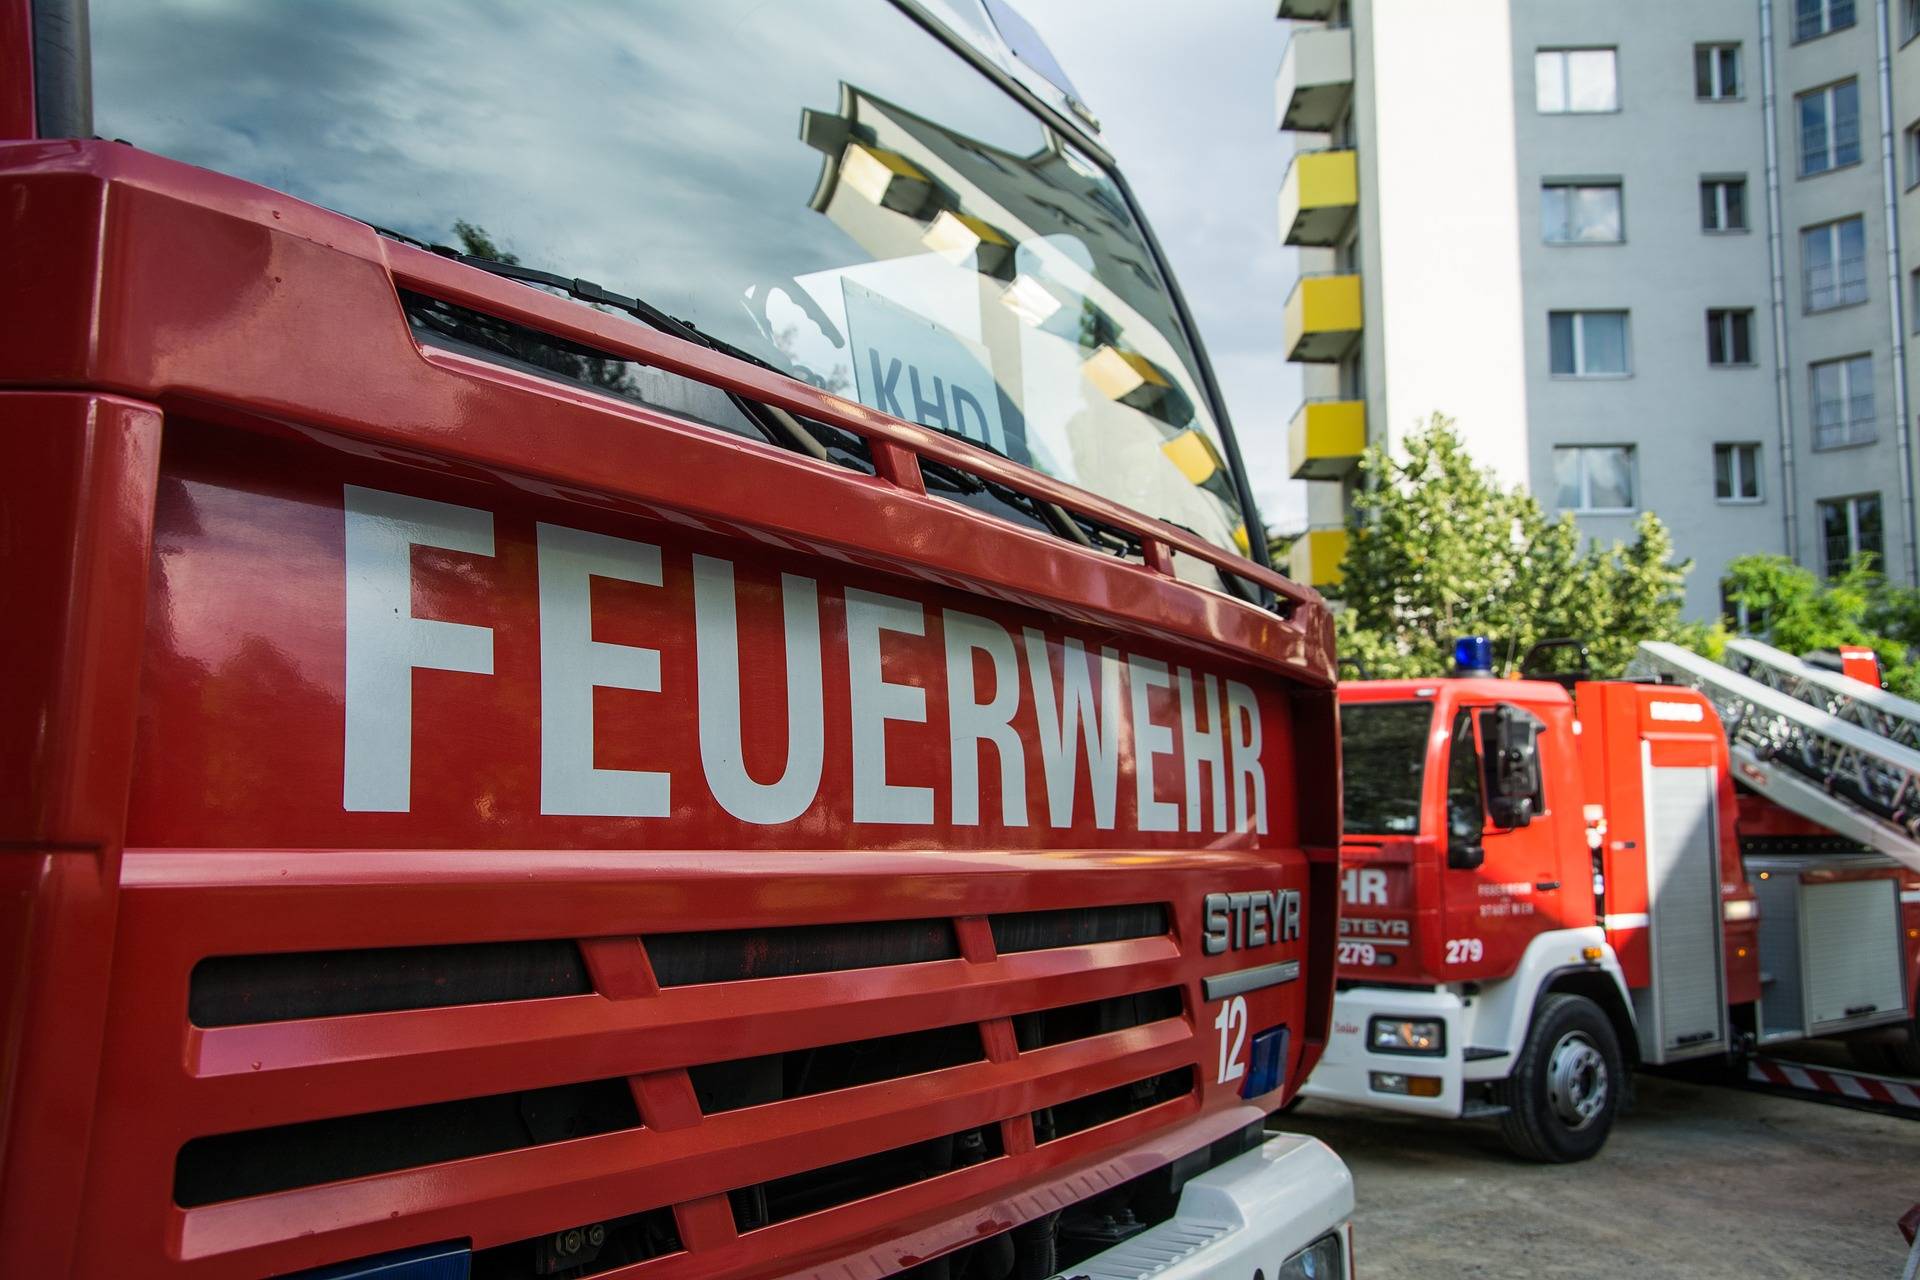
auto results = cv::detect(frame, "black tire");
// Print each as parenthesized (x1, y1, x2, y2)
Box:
(1495, 992, 1624, 1163)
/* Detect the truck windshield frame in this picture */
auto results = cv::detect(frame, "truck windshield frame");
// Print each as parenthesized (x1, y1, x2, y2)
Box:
(81, 0, 1266, 574)
(1340, 701, 1433, 836)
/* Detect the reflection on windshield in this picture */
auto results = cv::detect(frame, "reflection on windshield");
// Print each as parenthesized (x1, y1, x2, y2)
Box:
(89, 0, 1250, 570)
(1342, 703, 1433, 836)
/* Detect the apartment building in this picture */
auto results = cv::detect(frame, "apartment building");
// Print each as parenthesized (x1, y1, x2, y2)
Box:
(1276, 0, 1920, 619)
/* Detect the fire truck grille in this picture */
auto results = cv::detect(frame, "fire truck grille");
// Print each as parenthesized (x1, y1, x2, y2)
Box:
(187, 940, 592, 1026)
(645, 918, 960, 986)
(727, 1123, 1007, 1231)
(689, 1022, 987, 1114)
(1036, 1067, 1196, 1143)
(105, 841, 1290, 1280)
(1011, 987, 1185, 1052)
(172, 1076, 641, 1207)
(989, 903, 1171, 953)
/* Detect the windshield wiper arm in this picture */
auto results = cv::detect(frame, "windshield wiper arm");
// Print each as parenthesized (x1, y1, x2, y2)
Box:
(368, 224, 830, 463)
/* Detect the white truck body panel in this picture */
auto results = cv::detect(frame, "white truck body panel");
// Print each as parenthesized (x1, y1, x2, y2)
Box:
(1302, 927, 1631, 1117)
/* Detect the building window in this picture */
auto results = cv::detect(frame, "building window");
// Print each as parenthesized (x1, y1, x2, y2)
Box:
(1818, 493, 1883, 576)
(1802, 216, 1868, 310)
(1907, 121, 1920, 187)
(1548, 311, 1630, 376)
(1798, 81, 1862, 175)
(1707, 309, 1756, 365)
(1695, 44, 1741, 99)
(1536, 48, 1618, 113)
(1911, 268, 1920, 332)
(1796, 0, 1856, 41)
(1701, 177, 1748, 231)
(1906, 0, 1920, 43)
(1810, 354, 1876, 448)
(1541, 181, 1624, 243)
(1553, 446, 1637, 512)
(1714, 443, 1762, 502)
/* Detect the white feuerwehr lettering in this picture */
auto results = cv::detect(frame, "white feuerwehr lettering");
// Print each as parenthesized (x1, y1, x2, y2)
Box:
(342, 487, 1271, 833)
(1021, 630, 1122, 829)
(692, 554, 824, 825)
(1227, 680, 1268, 834)
(537, 522, 668, 817)
(1128, 655, 1181, 833)
(944, 610, 1027, 826)
(845, 588, 933, 824)
(1178, 667, 1227, 834)
(342, 485, 495, 812)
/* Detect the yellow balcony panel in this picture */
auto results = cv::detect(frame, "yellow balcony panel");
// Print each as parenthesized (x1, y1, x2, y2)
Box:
(1276, 0, 1339, 17)
(1283, 273, 1362, 363)
(1278, 150, 1358, 247)
(1288, 528, 1348, 589)
(1288, 399, 1366, 480)
(1275, 27, 1354, 133)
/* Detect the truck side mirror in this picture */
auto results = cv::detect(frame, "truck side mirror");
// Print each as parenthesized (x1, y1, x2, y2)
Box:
(1444, 709, 1486, 870)
(1480, 704, 1542, 830)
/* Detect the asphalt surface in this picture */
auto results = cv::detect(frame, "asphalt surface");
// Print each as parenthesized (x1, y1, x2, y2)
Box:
(1282, 1072, 1919, 1278)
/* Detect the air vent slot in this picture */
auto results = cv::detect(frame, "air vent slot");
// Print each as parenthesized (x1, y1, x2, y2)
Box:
(689, 1022, 985, 1114)
(989, 904, 1170, 954)
(189, 940, 592, 1027)
(728, 1124, 1005, 1231)
(646, 919, 960, 987)
(1012, 987, 1184, 1052)
(1034, 1067, 1194, 1143)
(174, 1078, 640, 1207)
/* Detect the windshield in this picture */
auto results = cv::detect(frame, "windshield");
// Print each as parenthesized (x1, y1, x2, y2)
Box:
(88, 0, 1252, 569)
(1341, 702, 1432, 836)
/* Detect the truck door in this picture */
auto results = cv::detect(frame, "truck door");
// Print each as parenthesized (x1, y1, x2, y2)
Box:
(1437, 704, 1559, 978)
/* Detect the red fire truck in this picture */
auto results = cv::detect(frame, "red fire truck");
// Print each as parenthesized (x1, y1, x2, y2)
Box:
(1305, 638, 1919, 1162)
(0, 2, 1354, 1277)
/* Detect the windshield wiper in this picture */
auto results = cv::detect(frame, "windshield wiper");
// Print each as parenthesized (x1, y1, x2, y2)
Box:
(368, 224, 831, 464)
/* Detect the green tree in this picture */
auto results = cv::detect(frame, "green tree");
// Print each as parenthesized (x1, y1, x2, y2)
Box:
(1718, 553, 1920, 697)
(1335, 415, 1696, 678)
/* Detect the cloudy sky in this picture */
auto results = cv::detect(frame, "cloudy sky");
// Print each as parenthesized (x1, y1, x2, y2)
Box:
(1020, 1, 1308, 534)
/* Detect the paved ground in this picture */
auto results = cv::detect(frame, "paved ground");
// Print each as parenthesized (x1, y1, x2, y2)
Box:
(1282, 1072, 1919, 1278)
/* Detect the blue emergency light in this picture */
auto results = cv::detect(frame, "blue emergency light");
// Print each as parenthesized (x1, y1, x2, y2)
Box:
(1453, 635, 1494, 677)
(1242, 1024, 1290, 1099)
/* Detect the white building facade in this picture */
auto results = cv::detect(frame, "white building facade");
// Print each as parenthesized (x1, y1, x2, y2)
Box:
(1277, 0, 1920, 619)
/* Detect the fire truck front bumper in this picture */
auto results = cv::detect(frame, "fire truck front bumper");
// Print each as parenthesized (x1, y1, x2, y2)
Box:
(1300, 985, 1470, 1118)
(1059, 1133, 1354, 1280)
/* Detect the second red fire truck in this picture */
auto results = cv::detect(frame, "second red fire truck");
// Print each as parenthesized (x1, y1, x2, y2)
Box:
(1305, 637, 1920, 1161)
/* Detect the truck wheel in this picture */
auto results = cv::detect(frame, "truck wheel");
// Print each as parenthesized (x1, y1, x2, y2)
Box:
(1495, 993, 1623, 1163)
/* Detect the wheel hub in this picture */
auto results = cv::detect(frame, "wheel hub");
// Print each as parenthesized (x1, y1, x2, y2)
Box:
(1546, 1031, 1608, 1129)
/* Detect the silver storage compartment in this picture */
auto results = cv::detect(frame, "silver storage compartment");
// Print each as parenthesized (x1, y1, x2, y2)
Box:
(1635, 763, 1728, 1063)
(1749, 853, 1907, 1042)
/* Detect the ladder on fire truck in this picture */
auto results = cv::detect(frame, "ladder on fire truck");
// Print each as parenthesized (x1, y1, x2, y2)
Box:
(1627, 640, 1920, 876)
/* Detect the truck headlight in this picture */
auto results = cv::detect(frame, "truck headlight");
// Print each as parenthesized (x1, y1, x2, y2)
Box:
(1723, 898, 1758, 922)
(1368, 1015, 1444, 1055)
(1277, 1231, 1345, 1279)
